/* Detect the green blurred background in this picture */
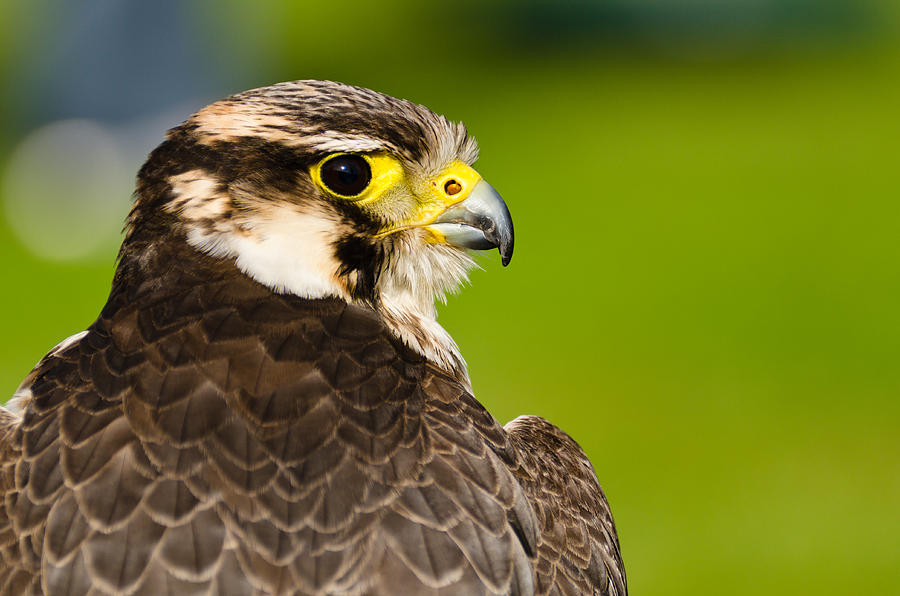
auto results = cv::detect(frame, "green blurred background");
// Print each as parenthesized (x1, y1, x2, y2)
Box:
(1, 1, 899, 593)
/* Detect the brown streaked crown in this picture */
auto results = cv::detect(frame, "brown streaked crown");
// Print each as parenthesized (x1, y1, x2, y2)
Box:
(118, 80, 478, 303)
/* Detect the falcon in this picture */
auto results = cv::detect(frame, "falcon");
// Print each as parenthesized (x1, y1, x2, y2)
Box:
(0, 80, 626, 595)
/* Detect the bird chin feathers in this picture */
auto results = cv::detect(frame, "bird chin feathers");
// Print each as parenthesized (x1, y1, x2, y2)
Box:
(378, 234, 476, 379)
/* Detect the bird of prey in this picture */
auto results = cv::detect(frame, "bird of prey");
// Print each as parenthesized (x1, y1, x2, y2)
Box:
(0, 80, 626, 595)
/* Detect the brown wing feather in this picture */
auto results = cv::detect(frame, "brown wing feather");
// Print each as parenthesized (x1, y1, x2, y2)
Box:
(0, 405, 30, 594)
(504, 416, 627, 595)
(1, 252, 546, 595)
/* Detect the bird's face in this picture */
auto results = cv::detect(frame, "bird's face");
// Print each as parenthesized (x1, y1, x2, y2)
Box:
(131, 80, 512, 319)
(310, 151, 512, 265)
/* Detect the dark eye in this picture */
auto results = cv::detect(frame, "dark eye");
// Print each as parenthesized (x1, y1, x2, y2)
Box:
(320, 154, 372, 196)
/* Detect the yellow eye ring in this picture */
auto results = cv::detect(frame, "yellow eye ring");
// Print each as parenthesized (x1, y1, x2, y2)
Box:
(316, 153, 372, 197)
(311, 152, 406, 204)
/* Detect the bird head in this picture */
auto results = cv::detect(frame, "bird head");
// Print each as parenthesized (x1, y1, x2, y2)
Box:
(124, 80, 513, 373)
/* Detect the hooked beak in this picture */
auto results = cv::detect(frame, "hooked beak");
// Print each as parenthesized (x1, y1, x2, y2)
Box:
(427, 179, 515, 266)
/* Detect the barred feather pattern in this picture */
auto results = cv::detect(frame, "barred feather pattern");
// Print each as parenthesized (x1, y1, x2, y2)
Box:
(0, 250, 624, 595)
(505, 417, 626, 596)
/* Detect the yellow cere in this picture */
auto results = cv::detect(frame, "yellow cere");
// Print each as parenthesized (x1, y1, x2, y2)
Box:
(372, 160, 486, 241)
(410, 160, 483, 225)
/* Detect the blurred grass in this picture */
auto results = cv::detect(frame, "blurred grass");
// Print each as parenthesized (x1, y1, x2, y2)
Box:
(2, 3, 900, 595)
(442, 44, 900, 595)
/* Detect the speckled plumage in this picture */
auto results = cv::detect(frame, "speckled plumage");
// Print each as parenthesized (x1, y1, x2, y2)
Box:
(0, 80, 625, 595)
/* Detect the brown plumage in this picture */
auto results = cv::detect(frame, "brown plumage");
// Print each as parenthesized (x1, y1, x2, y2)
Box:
(0, 80, 626, 595)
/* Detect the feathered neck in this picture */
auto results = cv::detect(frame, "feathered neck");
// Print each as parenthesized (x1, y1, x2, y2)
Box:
(111, 232, 471, 386)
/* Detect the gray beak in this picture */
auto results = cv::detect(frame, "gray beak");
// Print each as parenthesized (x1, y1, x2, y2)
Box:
(428, 180, 515, 266)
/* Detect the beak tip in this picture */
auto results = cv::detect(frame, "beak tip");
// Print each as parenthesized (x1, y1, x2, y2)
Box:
(431, 178, 515, 267)
(500, 243, 513, 267)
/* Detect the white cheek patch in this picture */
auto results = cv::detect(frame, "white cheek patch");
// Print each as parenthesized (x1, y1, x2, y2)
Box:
(165, 169, 349, 300)
(187, 203, 351, 300)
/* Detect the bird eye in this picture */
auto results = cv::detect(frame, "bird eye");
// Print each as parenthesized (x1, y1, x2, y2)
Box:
(320, 154, 372, 197)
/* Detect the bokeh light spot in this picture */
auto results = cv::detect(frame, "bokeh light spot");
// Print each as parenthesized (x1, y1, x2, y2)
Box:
(2, 119, 133, 262)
